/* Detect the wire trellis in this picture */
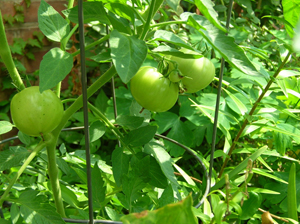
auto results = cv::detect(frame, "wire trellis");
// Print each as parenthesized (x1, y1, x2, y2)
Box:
(0, 0, 235, 223)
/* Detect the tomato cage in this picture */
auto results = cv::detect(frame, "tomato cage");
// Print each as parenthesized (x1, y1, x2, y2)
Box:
(0, 0, 233, 223)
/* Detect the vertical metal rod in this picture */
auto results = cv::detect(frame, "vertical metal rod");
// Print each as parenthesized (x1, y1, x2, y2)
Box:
(208, 0, 234, 203)
(78, 1, 94, 223)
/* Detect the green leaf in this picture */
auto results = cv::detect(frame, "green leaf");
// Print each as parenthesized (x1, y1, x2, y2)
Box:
(158, 184, 174, 208)
(0, 146, 30, 171)
(39, 47, 73, 92)
(287, 163, 298, 221)
(0, 120, 13, 135)
(17, 190, 65, 224)
(211, 146, 268, 190)
(165, 0, 181, 13)
(282, 0, 300, 37)
(60, 184, 80, 208)
(165, 120, 194, 157)
(80, 120, 106, 144)
(116, 115, 144, 130)
(252, 168, 288, 184)
(194, 0, 226, 32)
(62, 1, 109, 24)
(38, 0, 69, 42)
(154, 112, 179, 134)
(144, 142, 180, 197)
(149, 156, 168, 188)
(112, 147, 130, 186)
(240, 192, 262, 220)
(107, 11, 132, 35)
(124, 125, 157, 147)
(153, 30, 194, 50)
(184, 13, 261, 77)
(105, 3, 135, 23)
(11, 203, 20, 224)
(223, 88, 248, 115)
(121, 194, 197, 224)
(92, 162, 106, 209)
(122, 172, 147, 210)
(110, 30, 148, 83)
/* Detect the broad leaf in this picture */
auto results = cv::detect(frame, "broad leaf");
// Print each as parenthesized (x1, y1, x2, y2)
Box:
(116, 115, 144, 130)
(62, 2, 109, 24)
(144, 142, 180, 197)
(38, 0, 69, 42)
(153, 30, 194, 50)
(39, 48, 73, 92)
(0, 121, 13, 135)
(282, 0, 300, 37)
(154, 112, 179, 134)
(92, 163, 106, 209)
(240, 192, 262, 220)
(195, 0, 226, 32)
(105, 3, 135, 23)
(112, 147, 130, 186)
(0, 146, 30, 171)
(124, 125, 157, 147)
(110, 30, 148, 83)
(121, 194, 197, 224)
(17, 190, 65, 224)
(184, 13, 261, 77)
(80, 120, 106, 144)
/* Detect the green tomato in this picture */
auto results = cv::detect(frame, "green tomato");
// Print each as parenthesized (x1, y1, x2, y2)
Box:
(170, 55, 215, 93)
(10, 86, 64, 136)
(130, 66, 179, 112)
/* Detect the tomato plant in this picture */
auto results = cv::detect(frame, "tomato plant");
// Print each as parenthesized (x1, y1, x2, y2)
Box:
(130, 66, 179, 112)
(169, 55, 215, 93)
(10, 86, 64, 137)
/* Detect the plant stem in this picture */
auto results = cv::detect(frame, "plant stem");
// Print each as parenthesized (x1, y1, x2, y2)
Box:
(218, 52, 292, 178)
(45, 66, 116, 216)
(0, 139, 47, 207)
(0, 10, 25, 91)
(139, 0, 157, 40)
(44, 133, 66, 217)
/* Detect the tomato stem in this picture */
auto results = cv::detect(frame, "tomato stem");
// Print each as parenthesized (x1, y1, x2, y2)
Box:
(0, 10, 25, 91)
(0, 139, 48, 207)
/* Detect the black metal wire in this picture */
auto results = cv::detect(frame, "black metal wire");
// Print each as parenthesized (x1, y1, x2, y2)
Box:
(78, 1, 94, 223)
(208, 0, 234, 204)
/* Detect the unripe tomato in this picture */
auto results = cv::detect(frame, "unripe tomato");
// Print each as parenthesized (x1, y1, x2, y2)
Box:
(130, 66, 179, 112)
(170, 55, 215, 93)
(10, 86, 64, 136)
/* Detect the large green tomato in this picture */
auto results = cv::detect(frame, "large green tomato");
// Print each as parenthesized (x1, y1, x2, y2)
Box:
(130, 66, 179, 112)
(170, 55, 215, 93)
(10, 86, 64, 136)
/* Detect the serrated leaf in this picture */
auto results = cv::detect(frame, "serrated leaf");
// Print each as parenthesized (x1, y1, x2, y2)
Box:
(282, 0, 300, 38)
(165, 120, 194, 157)
(16, 190, 65, 224)
(154, 112, 179, 134)
(144, 142, 180, 197)
(124, 125, 157, 147)
(0, 146, 30, 171)
(194, 0, 226, 32)
(38, 0, 69, 42)
(184, 13, 261, 77)
(39, 47, 73, 92)
(0, 121, 14, 135)
(116, 115, 144, 130)
(153, 30, 194, 50)
(62, 1, 109, 24)
(112, 147, 130, 186)
(110, 30, 148, 83)
(92, 163, 106, 208)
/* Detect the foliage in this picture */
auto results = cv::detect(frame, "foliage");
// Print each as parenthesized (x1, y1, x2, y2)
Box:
(0, 0, 300, 223)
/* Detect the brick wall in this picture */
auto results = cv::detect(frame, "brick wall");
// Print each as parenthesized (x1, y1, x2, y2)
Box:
(0, 0, 68, 73)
